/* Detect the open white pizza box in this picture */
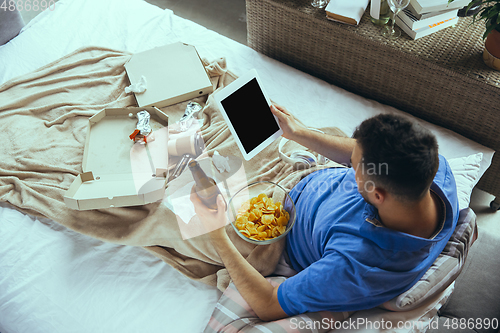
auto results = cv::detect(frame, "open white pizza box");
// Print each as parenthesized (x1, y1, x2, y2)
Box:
(64, 107, 169, 210)
(124, 42, 214, 108)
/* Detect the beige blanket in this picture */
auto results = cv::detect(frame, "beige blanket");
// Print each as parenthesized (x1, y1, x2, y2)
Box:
(0, 47, 345, 290)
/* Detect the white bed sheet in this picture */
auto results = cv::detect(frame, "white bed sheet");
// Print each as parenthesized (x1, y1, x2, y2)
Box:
(0, 0, 494, 332)
(0, 202, 220, 333)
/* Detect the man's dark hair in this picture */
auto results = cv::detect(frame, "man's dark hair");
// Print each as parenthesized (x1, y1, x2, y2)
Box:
(352, 114, 439, 202)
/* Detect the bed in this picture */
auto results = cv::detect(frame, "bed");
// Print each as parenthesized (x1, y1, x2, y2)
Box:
(0, 0, 495, 332)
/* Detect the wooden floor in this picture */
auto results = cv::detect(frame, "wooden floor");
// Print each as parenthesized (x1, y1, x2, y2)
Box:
(146, 0, 247, 45)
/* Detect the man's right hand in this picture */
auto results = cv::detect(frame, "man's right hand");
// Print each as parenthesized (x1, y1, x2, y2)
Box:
(270, 103, 307, 140)
(270, 103, 356, 166)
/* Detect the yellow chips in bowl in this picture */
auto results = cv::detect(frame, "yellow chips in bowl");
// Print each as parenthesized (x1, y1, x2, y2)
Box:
(234, 193, 290, 241)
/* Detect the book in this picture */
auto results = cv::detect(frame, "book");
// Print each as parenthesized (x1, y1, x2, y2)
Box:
(407, 3, 456, 20)
(409, 0, 469, 15)
(398, 7, 458, 30)
(325, 0, 369, 25)
(395, 15, 459, 40)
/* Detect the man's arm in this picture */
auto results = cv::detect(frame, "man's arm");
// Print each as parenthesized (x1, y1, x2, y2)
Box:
(270, 104, 355, 166)
(191, 193, 289, 322)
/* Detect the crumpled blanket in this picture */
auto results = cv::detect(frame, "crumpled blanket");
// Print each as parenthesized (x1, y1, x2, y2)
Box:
(0, 46, 345, 290)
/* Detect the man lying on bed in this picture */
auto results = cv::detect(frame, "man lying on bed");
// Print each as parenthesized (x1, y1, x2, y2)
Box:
(191, 104, 459, 321)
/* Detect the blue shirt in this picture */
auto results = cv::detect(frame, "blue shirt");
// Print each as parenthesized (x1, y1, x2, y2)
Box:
(277, 155, 459, 316)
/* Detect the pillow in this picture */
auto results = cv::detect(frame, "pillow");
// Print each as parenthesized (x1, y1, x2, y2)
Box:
(448, 153, 483, 210)
(204, 276, 351, 333)
(380, 207, 477, 311)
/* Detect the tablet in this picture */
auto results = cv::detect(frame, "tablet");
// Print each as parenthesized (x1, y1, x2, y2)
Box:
(213, 69, 283, 161)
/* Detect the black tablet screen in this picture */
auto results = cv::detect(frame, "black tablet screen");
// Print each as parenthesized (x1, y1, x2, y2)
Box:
(220, 78, 280, 153)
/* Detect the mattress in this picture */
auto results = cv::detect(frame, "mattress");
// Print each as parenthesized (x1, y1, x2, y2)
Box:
(0, 0, 494, 332)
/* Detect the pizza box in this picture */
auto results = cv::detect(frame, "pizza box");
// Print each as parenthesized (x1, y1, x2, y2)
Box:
(64, 107, 169, 210)
(124, 42, 214, 108)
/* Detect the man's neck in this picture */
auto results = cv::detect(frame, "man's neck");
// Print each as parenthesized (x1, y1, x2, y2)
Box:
(377, 191, 441, 239)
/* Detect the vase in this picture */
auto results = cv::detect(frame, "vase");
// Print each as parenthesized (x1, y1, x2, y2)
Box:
(370, 0, 390, 26)
(483, 28, 500, 71)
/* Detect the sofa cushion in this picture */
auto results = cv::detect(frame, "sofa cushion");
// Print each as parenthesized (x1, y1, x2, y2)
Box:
(0, 6, 25, 46)
(448, 153, 483, 210)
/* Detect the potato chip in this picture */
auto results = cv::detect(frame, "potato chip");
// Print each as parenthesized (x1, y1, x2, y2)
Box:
(248, 212, 257, 222)
(252, 209, 262, 219)
(257, 224, 267, 233)
(277, 216, 288, 226)
(234, 192, 290, 242)
(236, 215, 249, 224)
(261, 214, 274, 225)
(266, 200, 275, 209)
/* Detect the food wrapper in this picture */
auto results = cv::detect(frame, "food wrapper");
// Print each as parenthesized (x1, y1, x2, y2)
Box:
(129, 111, 153, 143)
(178, 102, 203, 132)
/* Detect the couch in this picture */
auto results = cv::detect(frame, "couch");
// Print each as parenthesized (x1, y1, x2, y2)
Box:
(427, 230, 500, 333)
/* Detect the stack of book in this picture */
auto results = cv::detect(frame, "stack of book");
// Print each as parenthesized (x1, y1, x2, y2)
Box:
(396, 0, 469, 39)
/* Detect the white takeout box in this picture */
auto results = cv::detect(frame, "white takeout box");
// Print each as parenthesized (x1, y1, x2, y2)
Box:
(64, 107, 169, 210)
(124, 42, 214, 108)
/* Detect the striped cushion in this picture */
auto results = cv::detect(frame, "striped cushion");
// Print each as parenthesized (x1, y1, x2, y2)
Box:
(204, 276, 350, 333)
(380, 208, 477, 311)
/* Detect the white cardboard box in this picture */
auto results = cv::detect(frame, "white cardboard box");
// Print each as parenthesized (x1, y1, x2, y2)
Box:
(124, 42, 214, 108)
(64, 107, 169, 210)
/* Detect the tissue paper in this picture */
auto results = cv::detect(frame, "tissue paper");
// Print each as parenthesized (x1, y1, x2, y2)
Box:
(125, 75, 147, 94)
(212, 151, 231, 173)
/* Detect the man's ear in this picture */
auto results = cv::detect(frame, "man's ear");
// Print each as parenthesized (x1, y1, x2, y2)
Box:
(371, 187, 386, 205)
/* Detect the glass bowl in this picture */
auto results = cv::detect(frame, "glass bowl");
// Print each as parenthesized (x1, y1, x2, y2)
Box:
(227, 181, 296, 245)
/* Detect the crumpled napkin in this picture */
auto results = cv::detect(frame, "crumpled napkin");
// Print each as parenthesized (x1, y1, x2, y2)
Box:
(125, 75, 147, 94)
